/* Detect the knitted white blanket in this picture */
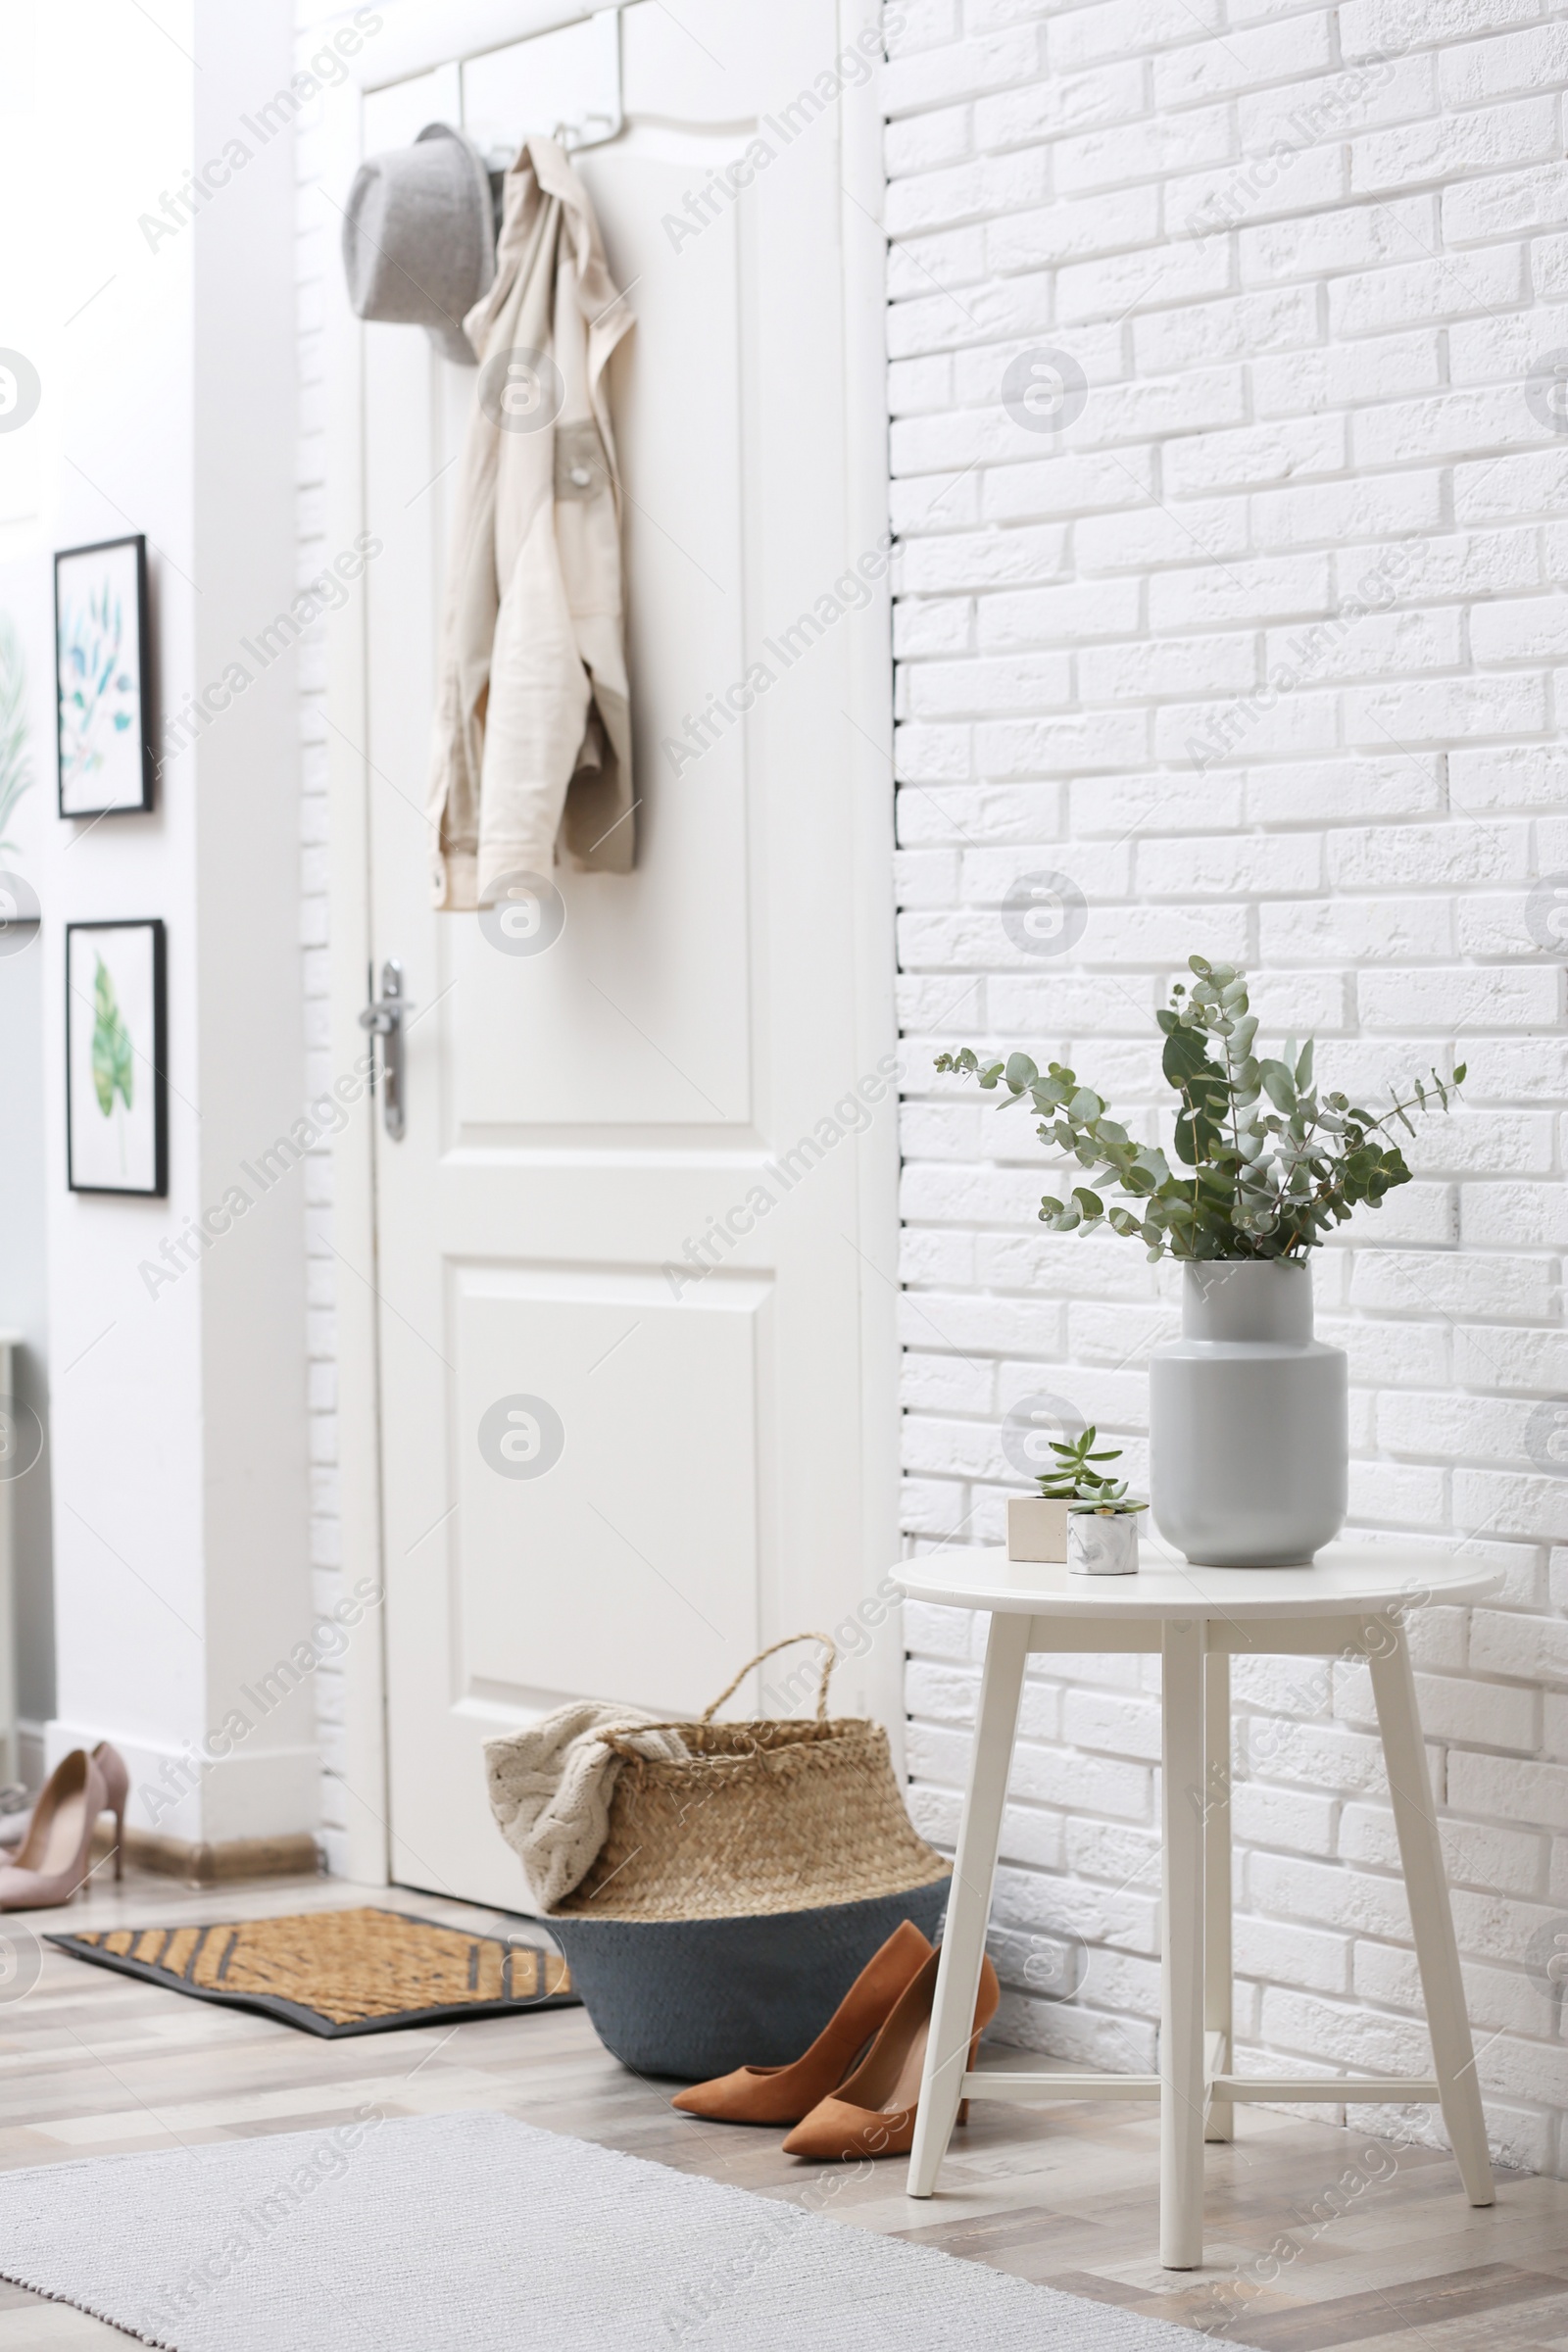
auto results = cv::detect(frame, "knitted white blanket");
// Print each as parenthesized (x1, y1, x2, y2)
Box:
(484, 1703, 687, 1912)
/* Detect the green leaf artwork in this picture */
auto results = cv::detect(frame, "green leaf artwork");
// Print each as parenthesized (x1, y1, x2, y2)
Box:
(59, 579, 136, 788)
(0, 614, 32, 857)
(91, 955, 134, 1174)
(936, 956, 1464, 1263)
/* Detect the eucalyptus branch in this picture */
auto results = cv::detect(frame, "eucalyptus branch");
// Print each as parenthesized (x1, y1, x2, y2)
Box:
(935, 955, 1464, 1264)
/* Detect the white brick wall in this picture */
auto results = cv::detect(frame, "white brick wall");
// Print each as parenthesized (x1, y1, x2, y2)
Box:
(887, 0, 1568, 2179)
(280, 0, 1568, 2164)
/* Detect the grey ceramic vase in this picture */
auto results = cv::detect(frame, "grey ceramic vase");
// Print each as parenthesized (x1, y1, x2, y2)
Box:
(1150, 1259, 1347, 1567)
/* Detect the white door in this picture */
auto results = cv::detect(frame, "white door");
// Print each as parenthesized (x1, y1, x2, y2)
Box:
(357, 2, 897, 1908)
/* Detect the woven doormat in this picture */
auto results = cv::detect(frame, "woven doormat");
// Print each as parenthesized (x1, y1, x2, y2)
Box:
(48, 1905, 577, 2038)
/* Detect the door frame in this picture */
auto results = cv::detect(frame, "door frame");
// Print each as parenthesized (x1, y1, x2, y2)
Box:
(320, 0, 898, 1886)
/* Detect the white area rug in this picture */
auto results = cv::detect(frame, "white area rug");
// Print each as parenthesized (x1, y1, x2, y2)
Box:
(0, 2109, 1248, 2350)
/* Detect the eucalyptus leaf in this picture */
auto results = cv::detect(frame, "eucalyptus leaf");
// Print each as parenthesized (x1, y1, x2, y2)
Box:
(1259, 1061, 1297, 1114)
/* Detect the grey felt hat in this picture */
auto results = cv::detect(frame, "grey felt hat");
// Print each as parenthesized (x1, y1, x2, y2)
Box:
(341, 122, 496, 366)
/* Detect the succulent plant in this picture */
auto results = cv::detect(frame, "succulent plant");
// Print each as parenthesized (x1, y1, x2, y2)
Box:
(937, 955, 1463, 1263)
(1035, 1425, 1148, 1515)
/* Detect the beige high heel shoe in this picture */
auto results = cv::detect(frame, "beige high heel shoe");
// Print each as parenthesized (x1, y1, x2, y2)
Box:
(0, 1751, 108, 1911)
(670, 1922, 934, 2125)
(0, 1740, 127, 1880)
(782, 1945, 1001, 2161)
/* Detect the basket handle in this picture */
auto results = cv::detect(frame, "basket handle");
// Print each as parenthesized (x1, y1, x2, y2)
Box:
(700, 1632, 837, 1725)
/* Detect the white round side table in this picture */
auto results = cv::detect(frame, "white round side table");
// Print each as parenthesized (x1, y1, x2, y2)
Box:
(893, 1541, 1503, 2270)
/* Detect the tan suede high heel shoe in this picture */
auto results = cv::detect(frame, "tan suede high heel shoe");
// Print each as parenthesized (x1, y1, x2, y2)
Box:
(0, 1741, 127, 1879)
(0, 1750, 107, 1912)
(782, 1944, 1001, 2160)
(670, 1921, 933, 2125)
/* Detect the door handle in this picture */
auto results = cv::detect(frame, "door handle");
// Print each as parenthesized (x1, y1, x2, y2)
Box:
(359, 957, 415, 1141)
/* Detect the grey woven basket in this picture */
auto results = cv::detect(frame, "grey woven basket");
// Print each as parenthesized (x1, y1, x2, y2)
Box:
(547, 1880, 952, 2080)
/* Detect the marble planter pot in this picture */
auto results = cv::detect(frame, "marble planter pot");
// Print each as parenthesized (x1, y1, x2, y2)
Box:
(1067, 1511, 1140, 1576)
(1150, 1258, 1347, 1568)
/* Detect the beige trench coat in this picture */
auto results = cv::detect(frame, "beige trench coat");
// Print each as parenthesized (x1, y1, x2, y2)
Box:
(428, 136, 635, 909)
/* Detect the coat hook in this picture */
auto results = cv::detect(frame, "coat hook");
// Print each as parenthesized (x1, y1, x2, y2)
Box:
(483, 1, 623, 213)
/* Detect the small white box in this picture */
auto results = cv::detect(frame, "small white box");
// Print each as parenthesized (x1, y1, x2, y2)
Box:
(1006, 1494, 1069, 1563)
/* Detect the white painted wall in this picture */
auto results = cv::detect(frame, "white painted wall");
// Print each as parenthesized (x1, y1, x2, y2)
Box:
(3, 0, 316, 1846)
(888, 0, 1568, 2180)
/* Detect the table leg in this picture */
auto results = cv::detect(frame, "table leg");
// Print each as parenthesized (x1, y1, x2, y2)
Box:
(1203, 1643, 1233, 2146)
(906, 1608, 1028, 2199)
(1161, 1618, 1206, 2269)
(1367, 1619, 1495, 2207)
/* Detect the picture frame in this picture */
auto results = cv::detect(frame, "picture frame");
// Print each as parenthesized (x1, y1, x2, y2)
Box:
(54, 533, 155, 817)
(66, 919, 168, 1197)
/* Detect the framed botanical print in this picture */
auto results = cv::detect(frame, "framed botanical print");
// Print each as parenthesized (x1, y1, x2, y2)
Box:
(55, 534, 155, 816)
(66, 919, 167, 1196)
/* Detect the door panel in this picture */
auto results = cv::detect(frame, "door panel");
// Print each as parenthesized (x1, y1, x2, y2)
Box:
(448, 155, 751, 1133)
(453, 1266, 764, 1713)
(365, 1, 891, 1908)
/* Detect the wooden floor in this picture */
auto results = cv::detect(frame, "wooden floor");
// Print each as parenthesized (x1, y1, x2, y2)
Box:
(1, 1866, 1565, 2348)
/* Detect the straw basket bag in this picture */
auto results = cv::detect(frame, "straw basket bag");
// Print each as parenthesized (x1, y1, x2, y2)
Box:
(544, 1636, 952, 2078)
(554, 1634, 950, 1923)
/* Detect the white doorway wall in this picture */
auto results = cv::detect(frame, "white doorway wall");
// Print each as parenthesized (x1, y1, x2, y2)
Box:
(320, 0, 898, 1900)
